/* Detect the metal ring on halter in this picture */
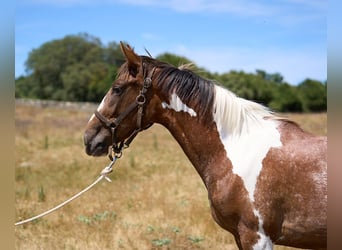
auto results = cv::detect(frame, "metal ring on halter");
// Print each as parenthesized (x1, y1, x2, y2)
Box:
(136, 94, 146, 105)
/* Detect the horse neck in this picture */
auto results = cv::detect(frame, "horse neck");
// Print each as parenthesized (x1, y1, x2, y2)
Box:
(154, 88, 233, 187)
(158, 113, 230, 186)
(153, 82, 279, 188)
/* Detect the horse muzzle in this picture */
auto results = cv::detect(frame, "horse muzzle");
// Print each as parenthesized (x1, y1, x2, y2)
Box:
(84, 128, 111, 156)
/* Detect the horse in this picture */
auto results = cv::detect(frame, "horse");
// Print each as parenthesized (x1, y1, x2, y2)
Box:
(84, 42, 327, 250)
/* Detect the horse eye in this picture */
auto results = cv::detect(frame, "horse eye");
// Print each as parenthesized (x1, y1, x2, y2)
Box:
(112, 87, 122, 95)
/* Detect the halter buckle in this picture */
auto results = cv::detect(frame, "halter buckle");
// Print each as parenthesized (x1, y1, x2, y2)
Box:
(143, 77, 152, 88)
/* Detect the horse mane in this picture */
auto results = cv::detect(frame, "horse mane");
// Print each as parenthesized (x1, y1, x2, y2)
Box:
(118, 56, 214, 118)
(213, 85, 278, 136)
(139, 56, 286, 135)
(155, 62, 215, 119)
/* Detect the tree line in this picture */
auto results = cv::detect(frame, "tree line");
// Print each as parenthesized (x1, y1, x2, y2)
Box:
(15, 33, 327, 112)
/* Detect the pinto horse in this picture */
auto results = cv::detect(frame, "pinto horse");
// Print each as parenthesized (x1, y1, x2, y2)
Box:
(84, 42, 327, 250)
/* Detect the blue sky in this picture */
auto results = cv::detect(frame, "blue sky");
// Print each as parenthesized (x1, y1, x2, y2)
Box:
(15, 0, 326, 85)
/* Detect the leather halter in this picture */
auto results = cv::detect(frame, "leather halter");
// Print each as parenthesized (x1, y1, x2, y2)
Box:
(94, 66, 156, 159)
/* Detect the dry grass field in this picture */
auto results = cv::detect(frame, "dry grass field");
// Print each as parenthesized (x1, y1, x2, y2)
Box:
(15, 101, 327, 250)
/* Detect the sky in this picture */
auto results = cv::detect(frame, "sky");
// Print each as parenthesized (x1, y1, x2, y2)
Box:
(15, 0, 327, 85)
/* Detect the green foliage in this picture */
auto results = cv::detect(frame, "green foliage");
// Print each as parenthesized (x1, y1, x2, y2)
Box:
(156, 52, 192, 67)
(38, 185, 46, 202)
(269, 83, 303, 112)
(218, 70, 275, 106)
(297, 79, 327, 112)
(151, 238, 171, 246)
(77, 211, 117, 225)
(188, 235, 205, 243)
(16, 33, 123, 102)
(15, 33, 326, 112)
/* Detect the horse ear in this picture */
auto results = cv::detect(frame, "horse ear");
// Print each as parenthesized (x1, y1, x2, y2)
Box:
(120, 41, 142, 77)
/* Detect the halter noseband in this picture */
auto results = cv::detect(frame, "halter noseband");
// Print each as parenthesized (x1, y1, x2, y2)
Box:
(94, 67, 156, 160)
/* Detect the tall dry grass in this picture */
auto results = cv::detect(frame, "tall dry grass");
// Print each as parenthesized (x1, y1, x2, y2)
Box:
(15, 102, 326, 250)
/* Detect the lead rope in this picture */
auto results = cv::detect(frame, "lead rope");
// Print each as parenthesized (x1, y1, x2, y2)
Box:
(16, 67, 157, 226)
(14, 155, 119, 226)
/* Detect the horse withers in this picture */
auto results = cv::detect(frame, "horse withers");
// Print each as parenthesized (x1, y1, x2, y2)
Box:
(84, 42, 327, 250)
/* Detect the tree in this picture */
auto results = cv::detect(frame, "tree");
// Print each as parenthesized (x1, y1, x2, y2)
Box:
(298, 79, 327, 112)
(17, 33, 124, 102)
(218, 70, 275, 107)
(156, 53, 192, 67)
(269, 83, 303, 112)
(15, 33, 326, 113)
(256, 69, 284, 83)
(15, 75, 36, 98)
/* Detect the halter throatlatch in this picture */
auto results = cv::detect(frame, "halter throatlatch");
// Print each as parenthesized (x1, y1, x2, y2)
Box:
(94, 67, 156, 161)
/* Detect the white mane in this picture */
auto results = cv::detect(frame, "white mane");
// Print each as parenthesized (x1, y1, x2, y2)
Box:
(213, 85, 276, 137)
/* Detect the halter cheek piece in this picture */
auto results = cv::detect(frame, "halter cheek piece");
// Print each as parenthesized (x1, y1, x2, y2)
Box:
(94, 67, 156, 160)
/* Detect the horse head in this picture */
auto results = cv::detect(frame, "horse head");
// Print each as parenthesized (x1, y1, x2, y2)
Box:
(84, 42, 161, 156)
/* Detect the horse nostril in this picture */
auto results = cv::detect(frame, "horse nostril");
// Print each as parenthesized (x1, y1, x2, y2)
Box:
(83, 128, 109, 156)
(95, 141, 106, 151)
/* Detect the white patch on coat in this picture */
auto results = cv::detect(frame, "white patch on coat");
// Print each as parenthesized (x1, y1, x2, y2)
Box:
(162, 92, 197, 117)
(88, 95, 107, 122)
(213, 85, 282, 202)
(253, 210, 273, 250)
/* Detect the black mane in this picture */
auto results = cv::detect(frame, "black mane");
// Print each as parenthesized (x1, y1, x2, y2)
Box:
(152, 61, 215, 119)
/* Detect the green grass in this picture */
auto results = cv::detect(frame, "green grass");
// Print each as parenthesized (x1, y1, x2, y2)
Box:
(15, 102, 326, 249)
